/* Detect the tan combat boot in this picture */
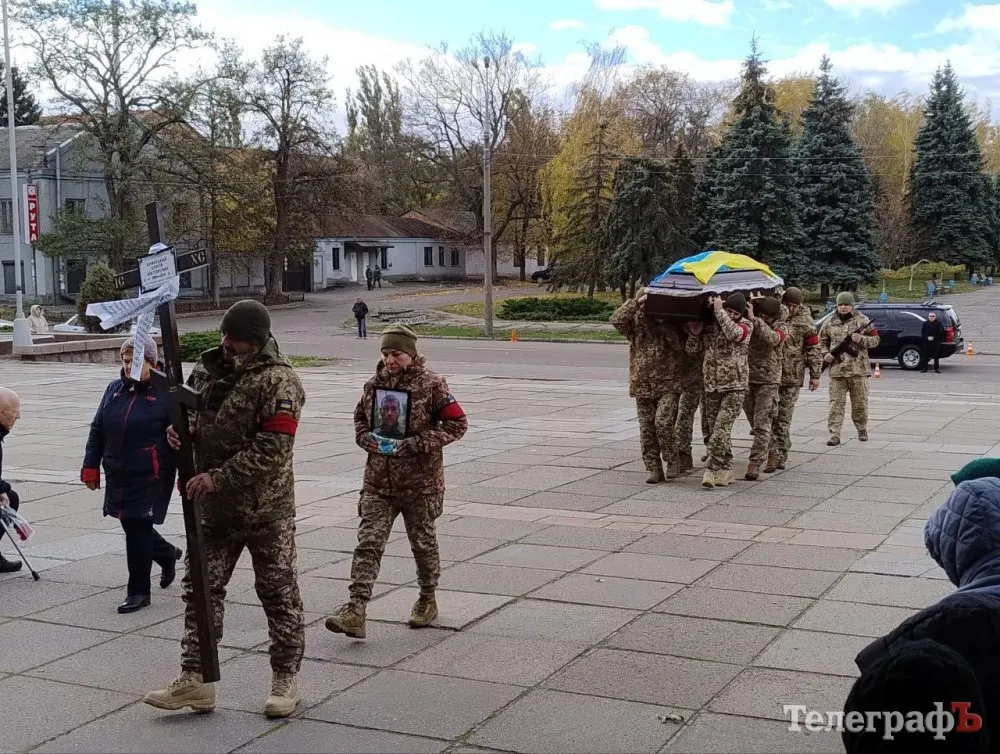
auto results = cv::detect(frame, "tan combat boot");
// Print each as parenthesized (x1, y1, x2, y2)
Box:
(646, 467, 665, 484)
(679, 452, 694, 474)
(745, 461, 760, 481)
(143, 670, 215, 712)
(664, 459, 680, 480)
(715, 469, 735, 487)
(702, 469, 716, 489)
(763, 453, 780, 473)
(325, 601, 367, 639)
(858, 429, 869, 441)
(263, 671, 299, 718)
(408, 593, 438, 628)
(827, 436, 840, 447)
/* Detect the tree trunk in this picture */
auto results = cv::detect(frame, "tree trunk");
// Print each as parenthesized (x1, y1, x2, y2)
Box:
(269, 158, 289, 299)
(820, 282, 830, 302)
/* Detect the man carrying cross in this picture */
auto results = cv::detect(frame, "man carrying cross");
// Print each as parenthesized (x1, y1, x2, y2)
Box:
(143, 300, 307, 718)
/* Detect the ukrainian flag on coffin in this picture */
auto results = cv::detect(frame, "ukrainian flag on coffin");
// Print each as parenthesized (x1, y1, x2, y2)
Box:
(660, 250, 779, 286)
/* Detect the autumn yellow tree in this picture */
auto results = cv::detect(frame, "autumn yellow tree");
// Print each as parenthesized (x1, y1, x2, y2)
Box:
(773, 73, 816, 135)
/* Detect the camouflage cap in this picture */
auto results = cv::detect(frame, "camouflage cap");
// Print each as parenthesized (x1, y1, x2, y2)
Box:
(381, 323, 418, 357)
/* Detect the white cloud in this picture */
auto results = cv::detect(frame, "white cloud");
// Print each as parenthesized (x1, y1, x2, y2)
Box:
(593, 0, 736, 27)
(513, 42, 538, 54)
(823, 0, 914, 14)
(549, 18, 586, 31)
(937, 4, 1000, 33)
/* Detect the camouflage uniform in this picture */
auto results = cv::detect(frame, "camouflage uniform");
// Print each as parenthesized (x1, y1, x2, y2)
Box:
(745, 306, 788, 465)
(676, 327, 710, 464)
(611, 299, 681, 476)
(820, 310, 880, 439)
(180, 337, 307, 675)
(689, 306, 751, 473)
(768, 306, 822, 467)
(348, 356, 467, 602)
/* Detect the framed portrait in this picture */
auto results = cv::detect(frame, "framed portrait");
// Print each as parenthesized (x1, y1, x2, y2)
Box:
(372, 388, 411, 441)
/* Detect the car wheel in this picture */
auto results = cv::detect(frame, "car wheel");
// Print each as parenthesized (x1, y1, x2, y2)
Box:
(897, 344, 922, 370)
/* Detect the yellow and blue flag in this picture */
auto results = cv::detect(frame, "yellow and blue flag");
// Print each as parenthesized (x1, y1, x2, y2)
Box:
(663, 251, 778, 286)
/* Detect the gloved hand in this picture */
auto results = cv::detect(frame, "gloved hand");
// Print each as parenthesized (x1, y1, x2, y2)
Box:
(395, 437, 419, 456)
(81, 467, 101, 490)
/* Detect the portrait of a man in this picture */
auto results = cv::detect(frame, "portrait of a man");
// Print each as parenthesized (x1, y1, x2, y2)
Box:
(372, 389, 409, 439)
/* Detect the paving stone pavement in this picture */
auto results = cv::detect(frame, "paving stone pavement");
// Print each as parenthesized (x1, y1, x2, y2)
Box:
(3, 358, 1000, 753)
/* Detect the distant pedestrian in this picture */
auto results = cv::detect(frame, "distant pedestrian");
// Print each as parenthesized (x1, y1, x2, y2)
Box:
(353, 298, 369, 339)
(81, 336, 180, 614)
(365, 266, 373, 291)
(324, 324, 467, 639)
(921, 311, 944, 373)
(27, 305, 48, 334)
(820, 292, 879, 446)
(0, 387, 23, 573)
(373, 266, 382, 289)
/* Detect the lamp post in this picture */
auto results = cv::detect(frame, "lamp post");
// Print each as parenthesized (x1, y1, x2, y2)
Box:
(481, 56, 493, 338)
(3, 0, 30, 347)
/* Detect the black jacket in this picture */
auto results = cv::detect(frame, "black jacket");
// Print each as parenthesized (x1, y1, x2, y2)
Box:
(353, 302, 369, 319)
(83, 373, 177, 523)
(0, 424, 12, 504)
(855, 479, 1000, 733)
(921, 318, 945, 344)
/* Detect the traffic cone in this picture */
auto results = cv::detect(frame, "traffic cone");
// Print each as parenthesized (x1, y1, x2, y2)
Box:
(967, 341, 975, 356)
(873, 363, 881, 379)
(510, 330, 518, 343)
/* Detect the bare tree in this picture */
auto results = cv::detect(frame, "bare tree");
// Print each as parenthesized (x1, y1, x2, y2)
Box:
(396, 31, 541, 281)
(16, 0, 209, 269)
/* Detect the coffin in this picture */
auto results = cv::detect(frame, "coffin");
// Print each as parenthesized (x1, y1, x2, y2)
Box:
(644, 251, 784, 323)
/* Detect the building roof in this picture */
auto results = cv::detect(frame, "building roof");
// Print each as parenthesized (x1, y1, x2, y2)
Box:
(320, 214, 463, 240)
(0, 124, 91, 172)
(403, 208, 478, 238)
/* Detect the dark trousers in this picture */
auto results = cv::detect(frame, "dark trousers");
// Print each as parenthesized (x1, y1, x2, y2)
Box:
(121, 518, 175, 596)
(921, 343, 940, 371)
(0, 489, 20, 542)
(366, 279, 372, 290)
(356, 317, 367, 338)
(375, 278, 381, 288)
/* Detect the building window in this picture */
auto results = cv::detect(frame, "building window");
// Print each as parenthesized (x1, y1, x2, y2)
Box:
(380, 248, 388, 269)
(64, 198, 86, 214)
(450, 249, 460, 266)
(536, 248, 545, 265)
(424, 246, 433, 266)
(331, 247, 340, 270)
(0, 200, 13, 235)
(438, 246, 445, 266)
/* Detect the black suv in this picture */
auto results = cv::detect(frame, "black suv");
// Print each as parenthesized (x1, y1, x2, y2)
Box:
(532, 264, 556, 282)
(815, 301, 963, 370)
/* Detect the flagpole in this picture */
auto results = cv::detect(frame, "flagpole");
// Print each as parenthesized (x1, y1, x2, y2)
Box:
(3, 0, 30, 347)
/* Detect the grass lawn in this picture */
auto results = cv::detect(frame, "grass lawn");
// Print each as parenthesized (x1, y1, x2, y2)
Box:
(366, 322, 625, 342)
(287, 355, 338, 368)
(439, 291, 622, 321)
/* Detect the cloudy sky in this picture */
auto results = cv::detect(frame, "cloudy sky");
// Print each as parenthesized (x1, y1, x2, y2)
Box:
(20, 0, 1000, 120)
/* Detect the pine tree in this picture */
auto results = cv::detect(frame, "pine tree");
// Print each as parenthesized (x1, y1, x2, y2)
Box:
(795, 56, 879, 292)
(694, 42, 806, 279)
(664, 142, 697, 263)
(0, 65, 41, 125)
(909, 63, 992, 272)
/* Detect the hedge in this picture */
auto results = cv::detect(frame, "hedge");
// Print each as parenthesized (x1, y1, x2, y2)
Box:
(180, 330, 220, 361)
(499, 296, 615, 322)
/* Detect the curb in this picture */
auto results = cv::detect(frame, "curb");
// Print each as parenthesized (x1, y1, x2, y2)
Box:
(176, 301, 307, 319)
(366, 333, 627, 345)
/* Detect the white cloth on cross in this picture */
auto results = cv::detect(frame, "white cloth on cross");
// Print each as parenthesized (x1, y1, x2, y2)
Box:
(85, 244, 180, 381)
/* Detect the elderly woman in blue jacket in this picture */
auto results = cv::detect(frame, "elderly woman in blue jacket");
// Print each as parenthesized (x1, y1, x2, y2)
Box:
(81, 335, 181, 614)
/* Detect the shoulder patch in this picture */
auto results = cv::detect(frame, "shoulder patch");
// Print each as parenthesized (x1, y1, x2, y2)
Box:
(275, 398, 295, 415)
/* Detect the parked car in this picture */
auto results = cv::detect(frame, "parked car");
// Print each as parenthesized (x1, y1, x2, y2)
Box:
(532, 264, 556, 283)
(53, 314, 162, 337)
(814, 301, 963, 371)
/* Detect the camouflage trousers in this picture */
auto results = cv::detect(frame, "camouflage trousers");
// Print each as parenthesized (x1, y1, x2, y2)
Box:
(703, 390, 746, 472)
(828, 376, 869, 436)
(745, 384, 780, 463)
(768, 385, 801, 463)
(635, 394, 680, 472)
(181, 516, 304, 674)
(677, 387, 711, 456)
(349, 492, 444, 603)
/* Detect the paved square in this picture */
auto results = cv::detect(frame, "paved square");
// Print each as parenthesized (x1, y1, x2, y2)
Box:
(2, 343, 998, 753)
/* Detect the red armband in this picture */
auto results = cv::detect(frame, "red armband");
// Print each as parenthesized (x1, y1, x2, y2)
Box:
(437, 395, 466, 421)
(776, 327, 787, 344)
(803, 333, 819, 347)
(737, 323, 750, 341)
(867, 328, 878, 337)
(80, 468, 100, 485)
(262, 415, 299, 436)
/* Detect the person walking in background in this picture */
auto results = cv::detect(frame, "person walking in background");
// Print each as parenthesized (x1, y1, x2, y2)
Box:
(820, 292, 879, 446)
(365, 266, 373, 291)
(921, 311, 945, 373)
(81, 336, 181, 613)
(353, 297, 369, 339)
(0, 387, 23, 573)
(27, 305, 48, 334)
(373, 265, 382, 289)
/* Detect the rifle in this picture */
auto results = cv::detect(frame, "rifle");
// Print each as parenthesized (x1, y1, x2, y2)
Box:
(821, 318, 877, 373)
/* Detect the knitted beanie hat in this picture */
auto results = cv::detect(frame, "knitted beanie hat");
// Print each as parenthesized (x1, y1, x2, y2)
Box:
(380, 323, 418, 357)
(724, 292, 746, 313)
(837, 291, 856, 306)
(220, 300, 271, 346)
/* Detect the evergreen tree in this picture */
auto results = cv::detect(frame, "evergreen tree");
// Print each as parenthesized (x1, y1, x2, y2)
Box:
(604, 157, 672, 296)
(989, 173, 1000, 272)
(0, 65, 41, 125)
(908, 63, 992, 271)
(664, 142, 697, 263)
(795, 56, 879, 292)
(694, 42, 806, 279)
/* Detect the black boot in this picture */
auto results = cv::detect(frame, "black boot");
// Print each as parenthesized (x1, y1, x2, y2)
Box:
(0, 553, 22, 573)
(160, 546, 182, 589)
(118, 594, 151, 613)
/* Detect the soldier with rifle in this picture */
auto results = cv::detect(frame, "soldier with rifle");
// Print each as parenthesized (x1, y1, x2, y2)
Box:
(819, 292, 880, 446)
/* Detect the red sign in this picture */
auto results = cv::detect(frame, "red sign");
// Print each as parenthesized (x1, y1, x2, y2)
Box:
(25, 183, 38, 243)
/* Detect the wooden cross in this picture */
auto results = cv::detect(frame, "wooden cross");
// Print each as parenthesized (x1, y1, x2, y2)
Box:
(115, 202, 220, 682)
